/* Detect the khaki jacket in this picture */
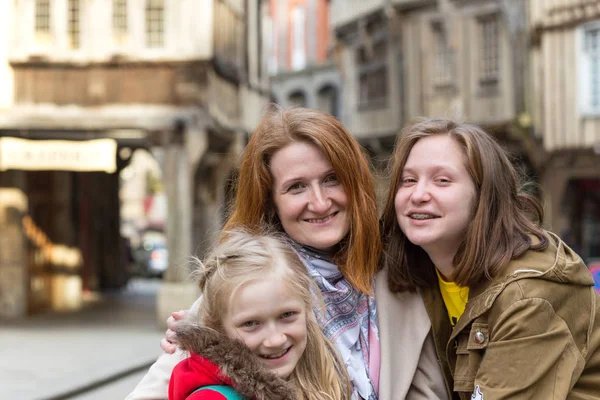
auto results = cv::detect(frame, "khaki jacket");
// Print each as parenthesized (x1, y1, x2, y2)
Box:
(126, 269, 448, 400)
(422, 232, 600, 400)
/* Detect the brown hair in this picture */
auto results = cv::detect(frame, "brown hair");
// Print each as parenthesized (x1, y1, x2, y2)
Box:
(193, 229, 351, 400)
(224, 105, 381, 294)
(380, 118, 548, 291)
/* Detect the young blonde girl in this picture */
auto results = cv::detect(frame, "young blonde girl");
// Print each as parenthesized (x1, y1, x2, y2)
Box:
(168, 229, 350, 400)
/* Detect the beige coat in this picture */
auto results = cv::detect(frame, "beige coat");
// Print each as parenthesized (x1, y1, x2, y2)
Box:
(126, 269, 448, 400)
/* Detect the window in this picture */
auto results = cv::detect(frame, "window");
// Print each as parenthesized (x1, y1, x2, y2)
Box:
(357, 39, 388, 109)
(113, 0, 128, 40)
(35, 0, 51, 38)
(581, 22, 600, 114)
(146, 0, 164, 48)
(213, 0, 244, 74)
(288, 91, 307, 107)
(478, 15, 500, 85)
(291, 5, 306, 70)
(317, 85, 339, 118)
(431, 22, 454, 87)
(68, 0, 80, 49)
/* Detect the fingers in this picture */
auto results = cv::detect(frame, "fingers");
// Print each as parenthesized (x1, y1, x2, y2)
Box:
(160, 309, 190, 354)
(160, 338, 176, 354)
(166, 328, 177, 343)
(166, 316, 176, 331)
(167, 310, 188, 331)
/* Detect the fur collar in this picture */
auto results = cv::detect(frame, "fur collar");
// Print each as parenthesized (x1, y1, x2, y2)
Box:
(176, 323, 297, 400)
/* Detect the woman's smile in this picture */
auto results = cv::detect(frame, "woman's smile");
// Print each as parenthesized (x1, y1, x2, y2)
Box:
(304, 211, 339, 224)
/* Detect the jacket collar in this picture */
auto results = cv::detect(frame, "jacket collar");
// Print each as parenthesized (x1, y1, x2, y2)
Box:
(176, 324, 297, 400)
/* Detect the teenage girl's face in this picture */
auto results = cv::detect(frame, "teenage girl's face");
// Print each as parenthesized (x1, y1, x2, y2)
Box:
(394, 134, 477, 259)
(270, 141, 350, 252)
(222, 276, 308, 378)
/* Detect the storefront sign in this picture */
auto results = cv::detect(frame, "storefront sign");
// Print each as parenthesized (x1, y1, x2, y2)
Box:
(0, 137, 117, 173)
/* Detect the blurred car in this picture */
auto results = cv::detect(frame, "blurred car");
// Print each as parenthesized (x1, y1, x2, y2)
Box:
(132, 231, 168, 278)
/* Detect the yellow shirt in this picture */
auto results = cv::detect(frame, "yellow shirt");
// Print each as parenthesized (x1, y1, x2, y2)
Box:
(436, 269, 469, 326)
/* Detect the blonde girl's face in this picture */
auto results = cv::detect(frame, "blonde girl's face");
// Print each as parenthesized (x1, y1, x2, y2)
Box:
(222, 276, 308, 378)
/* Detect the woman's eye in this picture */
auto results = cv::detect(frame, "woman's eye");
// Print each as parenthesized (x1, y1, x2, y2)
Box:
(401, 177, 416, 185)
(287, 183, 306, 193)
(243, 321, 259, 328)
(323, 174, 339, 185)
(280, 311, 296, 319)
(436, 178, 451, 184)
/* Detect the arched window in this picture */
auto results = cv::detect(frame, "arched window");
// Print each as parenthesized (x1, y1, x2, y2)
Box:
(288, 91, 307, 108)
(317, 85, 338, 118)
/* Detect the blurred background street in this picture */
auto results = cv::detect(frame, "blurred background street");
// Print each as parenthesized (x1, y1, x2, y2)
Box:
(1, 0, 599, 398)
(0, 279, 163, 399)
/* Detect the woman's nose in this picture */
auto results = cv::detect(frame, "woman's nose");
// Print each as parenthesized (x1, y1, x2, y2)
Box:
(307, 186, 331, 213)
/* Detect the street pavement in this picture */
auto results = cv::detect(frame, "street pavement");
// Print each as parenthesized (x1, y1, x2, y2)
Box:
(70, 370, 149, 400)
(0, 279, 165, 400)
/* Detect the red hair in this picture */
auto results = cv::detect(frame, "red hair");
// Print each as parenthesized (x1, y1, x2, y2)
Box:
(223, 105, 381, 294)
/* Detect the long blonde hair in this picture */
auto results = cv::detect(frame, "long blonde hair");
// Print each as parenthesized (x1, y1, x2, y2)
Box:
(192, 229, 351, 400)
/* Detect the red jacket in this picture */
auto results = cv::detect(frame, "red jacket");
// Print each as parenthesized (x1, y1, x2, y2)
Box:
(169, 353, 238, 400)
(168, 325, 296, 400)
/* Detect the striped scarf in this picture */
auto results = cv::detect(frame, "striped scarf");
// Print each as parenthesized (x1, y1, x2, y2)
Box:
(293, 245, 380, 400)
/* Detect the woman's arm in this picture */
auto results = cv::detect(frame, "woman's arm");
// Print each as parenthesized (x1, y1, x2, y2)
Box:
(125, 297, 202, 400)
(125, 350, 186, 400)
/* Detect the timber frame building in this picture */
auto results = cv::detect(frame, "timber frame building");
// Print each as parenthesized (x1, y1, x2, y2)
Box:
(530, 0, 600, 266)
(330, 0, 536, 195)
(330, 0, 599, 263)
(0, 0, 269, 320)
(268, 0, 341, 119)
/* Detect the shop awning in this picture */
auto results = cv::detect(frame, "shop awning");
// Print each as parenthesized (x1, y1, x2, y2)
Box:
(0, 137, 117, 173)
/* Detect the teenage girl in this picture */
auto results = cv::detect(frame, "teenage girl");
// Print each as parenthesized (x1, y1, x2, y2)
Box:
(380, 118, 600, 399)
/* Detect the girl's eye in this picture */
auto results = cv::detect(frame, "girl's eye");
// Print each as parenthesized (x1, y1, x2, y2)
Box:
(436, 178, 451, 184)
(401, 177, 416, 185)
(243, 321, 259, 328)
(280, 311, 296, 319)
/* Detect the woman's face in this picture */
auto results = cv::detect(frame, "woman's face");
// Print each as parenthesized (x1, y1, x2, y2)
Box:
(270, 141, 350, 251)
(394, 134, 477, 258)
